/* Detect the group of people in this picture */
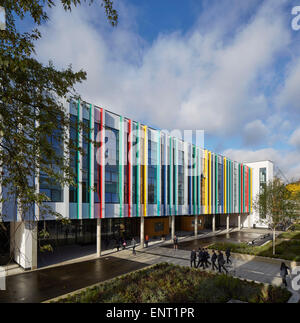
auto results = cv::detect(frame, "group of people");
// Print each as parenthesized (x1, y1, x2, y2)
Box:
(115, 237, 138, 255)
(190, 247, 232, 274)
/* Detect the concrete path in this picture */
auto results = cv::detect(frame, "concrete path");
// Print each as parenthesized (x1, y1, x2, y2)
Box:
(1, 228, 298, 303)
(113, 244, 300, 303)
(0, 256, 148, 303)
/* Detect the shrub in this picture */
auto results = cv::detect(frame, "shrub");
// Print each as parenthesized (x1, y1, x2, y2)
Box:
(55, 263, 291, 303)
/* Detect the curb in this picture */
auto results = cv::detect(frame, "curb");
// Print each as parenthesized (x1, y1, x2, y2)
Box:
(42, 263, 156, 303)
(43, 261, 294, 304)
(229, 252, 300, 268)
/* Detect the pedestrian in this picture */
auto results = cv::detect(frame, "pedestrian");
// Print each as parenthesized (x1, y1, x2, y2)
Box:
(197, 248, 205, 269)
(145, 235, 149, 248)
(190, 249, 197, 268)
(204, 248, 211, 268)
(280, 262, 290, 287)
(173, 235, 178, 250)
(115, 239, 120, 252)
(211, 250, 218, 271)
(131, 238, 136, 255)
(217, 251, 228, 274)
(225, 247, 232, 264)
(122, 239, 127, 250)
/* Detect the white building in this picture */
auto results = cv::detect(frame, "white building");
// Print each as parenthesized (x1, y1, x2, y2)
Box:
(244, 160, 274, 228)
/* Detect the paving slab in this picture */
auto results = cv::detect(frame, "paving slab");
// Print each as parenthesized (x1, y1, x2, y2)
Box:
(0, 256, 148, 303)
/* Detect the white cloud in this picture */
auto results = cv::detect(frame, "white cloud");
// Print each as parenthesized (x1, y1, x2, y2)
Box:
(35, 0, 290, 137)
(223, 147, 300, 181)
(289, 128, 300, 150)
(243, 119, 269, 147)
(277, 58, 300, 115)
(32, 0, 300, 179)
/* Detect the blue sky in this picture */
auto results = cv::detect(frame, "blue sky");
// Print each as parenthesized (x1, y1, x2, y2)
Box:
(17, 0, 300, 179)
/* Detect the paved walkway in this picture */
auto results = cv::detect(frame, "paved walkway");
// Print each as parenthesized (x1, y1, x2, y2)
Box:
(1, 228, 298, 303)
(112, 242, 299, 302)
(0, 256, 148, 303)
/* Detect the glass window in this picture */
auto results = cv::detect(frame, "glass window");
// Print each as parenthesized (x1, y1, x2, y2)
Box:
(82, 118, 90, 203)
(178, 150, 184, 205)
(69, 114, 78, 203)
(39, 116, 64, 203)
(218, 162, 222, 207)
(105, 126, 119, 204)
(259, 168, 267, 184)
(148, 137, 157, 205)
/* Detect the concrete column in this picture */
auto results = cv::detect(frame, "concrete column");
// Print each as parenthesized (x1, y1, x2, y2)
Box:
(194, 215, 198, 237)
(171, 215, 175, 240)
(238, 214, 241, 231)
(226, 214, 230, 232)
(248, 214, 251, 228)
(97, 218, 101, 257)
(140, 216, 144, 248)
(12, 221, 37, 270)
(212, 214, 216, 233)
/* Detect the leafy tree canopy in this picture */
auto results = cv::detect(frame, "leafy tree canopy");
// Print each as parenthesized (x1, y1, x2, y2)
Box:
(286, 181, 300, 201)
(0, 0, 117, 222)
(254, 177, 298, 255)
(255, 177, 297, 229)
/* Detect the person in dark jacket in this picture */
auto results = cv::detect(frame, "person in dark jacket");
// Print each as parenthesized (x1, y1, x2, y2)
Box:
(280, 262, 290, 287)
(217, 251, 228, 274)
(190, 249, 197, 268)
(211, 250, 218, 271)
(173, 235, 178, 250)
(115, 239, 121, 252)
(225, 247, 232, 264)
(204, 248, 211, 268)
(197, 248, 205, 269)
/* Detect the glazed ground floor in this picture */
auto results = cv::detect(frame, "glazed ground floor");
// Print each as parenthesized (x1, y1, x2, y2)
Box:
(1, 213, 250, 269)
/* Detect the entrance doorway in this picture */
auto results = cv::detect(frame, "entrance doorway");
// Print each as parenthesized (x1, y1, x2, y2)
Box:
(101, 218, 140, 251)
(0, 222, 10, 266)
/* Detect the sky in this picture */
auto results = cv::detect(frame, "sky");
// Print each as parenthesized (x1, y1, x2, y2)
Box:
(18, 0, 300, 180)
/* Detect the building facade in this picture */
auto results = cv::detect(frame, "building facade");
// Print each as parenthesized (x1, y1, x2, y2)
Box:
(1, 100, 272, 270)
(244, 160, 274, 228)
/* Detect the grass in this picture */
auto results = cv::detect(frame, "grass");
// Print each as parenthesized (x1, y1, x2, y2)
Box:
(54, 263, 291, 303)
(278, 231, 300, 240)
(289, 223, 300, 231)
(209, 239, 300, 262)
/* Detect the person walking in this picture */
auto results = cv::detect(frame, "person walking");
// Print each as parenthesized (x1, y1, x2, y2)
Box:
(197, 248, 205, 269)
(204, 248, 211, 268)
(280, 262, 290, 287)
(225, 247, 232, 265)
(217, 251, 228, 274)
(145, 235, 149, 248)
(131, 238, 137, 255)
(211, 250, 218, 271)
(190, 249, 197, 268)
(173, 235, 178, 250)
(115, 239, 121, 252)
(122, 239, 127, 250)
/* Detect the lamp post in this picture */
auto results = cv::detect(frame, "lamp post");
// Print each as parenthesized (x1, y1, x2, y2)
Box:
(0, 6, 6, 31)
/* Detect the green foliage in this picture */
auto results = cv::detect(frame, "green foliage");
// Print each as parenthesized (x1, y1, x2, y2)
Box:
(278, 230, 300, 240)
(209, 240, 300, 262)
(0, 1, 117, 234)
(39, 243, 53, 252)
(55, 263, 291, 303)
(254, 177, 298, 230)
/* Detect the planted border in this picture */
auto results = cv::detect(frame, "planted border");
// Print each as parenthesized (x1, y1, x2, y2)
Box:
(53, 263, 291, 303)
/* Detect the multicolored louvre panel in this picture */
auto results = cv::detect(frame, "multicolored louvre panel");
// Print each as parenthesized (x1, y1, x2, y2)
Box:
(39, 99, 253, 220)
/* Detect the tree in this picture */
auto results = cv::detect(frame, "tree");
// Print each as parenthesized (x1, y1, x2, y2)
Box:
(287, 180, 300, 220)
(0, 1, 117, 251)
(254, 177, 297, 255)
